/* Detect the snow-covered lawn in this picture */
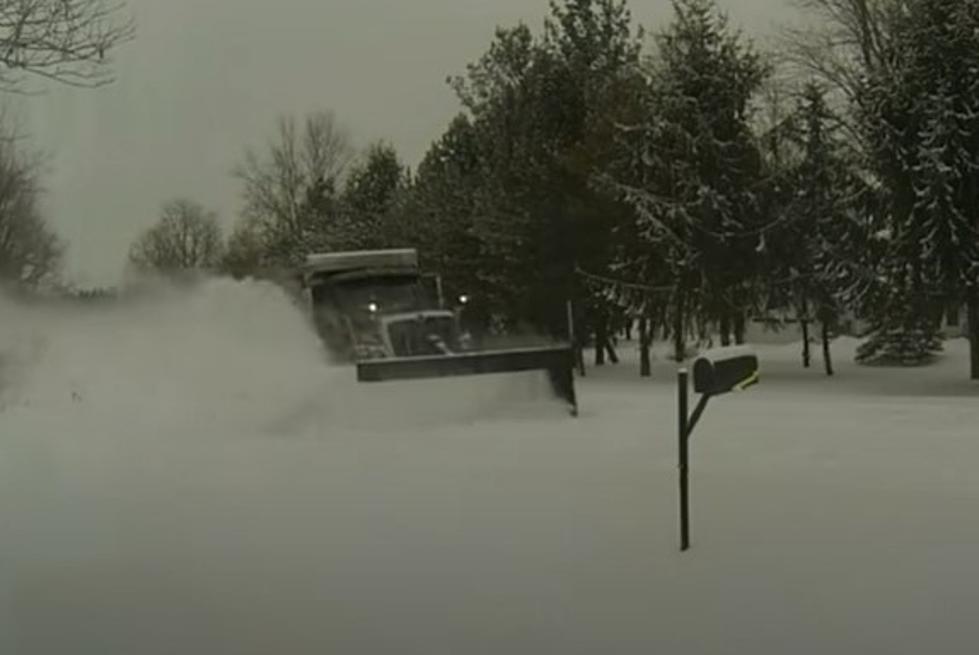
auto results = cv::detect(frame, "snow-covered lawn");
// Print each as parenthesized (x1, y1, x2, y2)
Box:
(2, 281, 979, 654)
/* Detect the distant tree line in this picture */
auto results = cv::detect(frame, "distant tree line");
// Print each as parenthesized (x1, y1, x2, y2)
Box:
(6, 0, 979, 381)
(129, 0, 979, 381)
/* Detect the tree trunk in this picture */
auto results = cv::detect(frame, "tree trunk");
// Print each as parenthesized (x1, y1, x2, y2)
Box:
(673, 291, 686, 362)
(639, 316, 651, 377)
(605, 339, 619, 364)
(624, 320, 632, 341)
(734, 313, 746, 345)
(822, 321, 834, 376)
(595, 314, 607, 366)
(969, 296, 979, 380)
(800, 298, 811, 368)
(569, 305, 585, 377)
(801, 320, 811, 367)
(719, 314, 731, 346)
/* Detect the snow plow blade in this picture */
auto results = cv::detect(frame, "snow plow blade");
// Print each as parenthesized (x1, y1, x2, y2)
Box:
(356, 345, 578, 416)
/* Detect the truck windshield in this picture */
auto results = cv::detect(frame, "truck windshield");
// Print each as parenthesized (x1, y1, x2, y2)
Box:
(334, 276, 435, 315)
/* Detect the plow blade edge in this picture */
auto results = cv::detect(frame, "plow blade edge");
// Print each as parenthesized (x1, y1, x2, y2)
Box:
(356, 345, 578, 416)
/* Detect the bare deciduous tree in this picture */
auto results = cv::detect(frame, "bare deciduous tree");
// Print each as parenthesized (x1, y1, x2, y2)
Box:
(0, 124, 62, 287)
(0, 0, 135, 92)
(780, 0, 896, 101)
(775, 0, 904, 161)
(128, 198, 223, 273)
(233, 110, 354, 264)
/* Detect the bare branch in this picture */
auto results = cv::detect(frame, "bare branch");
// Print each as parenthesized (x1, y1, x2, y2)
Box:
(0, 0, 135, 93)
(777, 0, 898, 102)
(233, 110, 354, 264)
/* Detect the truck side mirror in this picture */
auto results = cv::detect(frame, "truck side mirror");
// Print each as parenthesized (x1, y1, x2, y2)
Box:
(692, 346, 759, 395)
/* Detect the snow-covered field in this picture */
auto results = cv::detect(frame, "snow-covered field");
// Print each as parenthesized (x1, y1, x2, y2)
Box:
(2, 279, 979, 654)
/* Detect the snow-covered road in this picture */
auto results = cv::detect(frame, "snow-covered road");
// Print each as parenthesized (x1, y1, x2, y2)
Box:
(2, 280, 978, 654)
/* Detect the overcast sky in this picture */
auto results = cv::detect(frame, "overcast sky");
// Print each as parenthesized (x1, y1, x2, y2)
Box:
(20, 0, 803, 287)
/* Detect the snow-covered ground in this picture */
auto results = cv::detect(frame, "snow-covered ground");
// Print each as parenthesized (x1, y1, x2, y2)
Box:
(2, 279, 979, 654)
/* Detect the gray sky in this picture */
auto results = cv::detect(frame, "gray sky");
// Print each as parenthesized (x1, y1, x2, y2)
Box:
(21, 0, 802, 287)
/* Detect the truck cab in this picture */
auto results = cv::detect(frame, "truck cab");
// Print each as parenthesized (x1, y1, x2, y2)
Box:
(298, 249, 469, 361)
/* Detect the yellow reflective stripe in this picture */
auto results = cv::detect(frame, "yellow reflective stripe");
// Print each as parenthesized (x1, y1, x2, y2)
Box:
(734, 370, 759, 391)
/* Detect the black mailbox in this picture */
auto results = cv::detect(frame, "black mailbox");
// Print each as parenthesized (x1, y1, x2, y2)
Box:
(692, 346, 759, 395)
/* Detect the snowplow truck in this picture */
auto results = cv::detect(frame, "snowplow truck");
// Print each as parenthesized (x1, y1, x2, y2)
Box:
(297, 248, 577, 416)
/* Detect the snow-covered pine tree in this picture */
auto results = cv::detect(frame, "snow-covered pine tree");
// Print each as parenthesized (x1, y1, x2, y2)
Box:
(444, 2, 644, 339)
(911, 89, 979, 311)
(854, 0, 979, 370)
(600, 0, 767, 361)
(794, 83, 871, 374)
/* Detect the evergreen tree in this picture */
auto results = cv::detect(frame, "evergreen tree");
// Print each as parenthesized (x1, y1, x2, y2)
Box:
(765, 83, 868, 373)
(337, 142, 409, 250)
(602, 0, 768, 361)
(544, 0, 645, 363)
(854, 0, 979, 371)
(403, 115, 487, 323)
(444, 2, 644, 339)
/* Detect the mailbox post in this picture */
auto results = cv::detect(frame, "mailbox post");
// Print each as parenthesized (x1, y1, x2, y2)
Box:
(677, 346, 759, 552)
